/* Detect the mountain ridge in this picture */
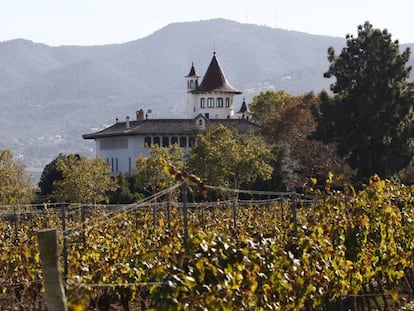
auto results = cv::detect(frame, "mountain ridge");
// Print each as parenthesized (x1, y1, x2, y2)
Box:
(0, 19, 412, 180)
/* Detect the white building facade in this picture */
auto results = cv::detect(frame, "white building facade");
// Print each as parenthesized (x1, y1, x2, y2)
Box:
(83, 53, 256, 175)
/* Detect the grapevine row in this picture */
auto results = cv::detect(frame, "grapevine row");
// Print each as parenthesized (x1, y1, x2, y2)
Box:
(0, 177, 413, 310)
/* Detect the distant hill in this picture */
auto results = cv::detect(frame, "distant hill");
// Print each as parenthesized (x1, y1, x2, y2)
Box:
(0, 18, 412, 180)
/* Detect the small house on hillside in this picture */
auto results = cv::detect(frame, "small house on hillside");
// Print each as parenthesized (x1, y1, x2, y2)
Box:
(83, 53, 258, 175)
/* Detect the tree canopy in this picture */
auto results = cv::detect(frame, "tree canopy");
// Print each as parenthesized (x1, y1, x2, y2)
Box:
(313, 22, 414, 181)
(109, 172, 137, 204)
(0, 149, 34, 204)
(38, 153, 66, 198)
(54, 155, 117, 204)
(186, 125, 273, 193)
(135, 144, 184, 197)
(249, 91, 345, 182)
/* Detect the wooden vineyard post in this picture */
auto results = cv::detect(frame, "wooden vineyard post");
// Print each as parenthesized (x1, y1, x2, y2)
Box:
(60, 203, 68, 281)
(37, 229, 68, 311)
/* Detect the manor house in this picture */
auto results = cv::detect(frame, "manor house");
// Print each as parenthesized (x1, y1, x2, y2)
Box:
(83, 53, 258, 175)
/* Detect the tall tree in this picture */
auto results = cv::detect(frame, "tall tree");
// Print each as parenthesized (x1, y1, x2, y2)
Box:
(109, 172, 137, 204)
(250, 91, 345, 181)
(186, 125, 273, 192)
(54, 155, 117, 204)
(249, 90, 297, 128)
(313, 22, 414, 181)
(0, 149, 34, 204)
(38, 154, 66, 198)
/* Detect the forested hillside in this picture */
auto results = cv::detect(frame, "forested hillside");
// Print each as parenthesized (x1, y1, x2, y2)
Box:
(0, 18, 412, 179)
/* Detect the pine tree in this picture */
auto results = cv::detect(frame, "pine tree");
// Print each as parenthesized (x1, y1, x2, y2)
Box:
(313, 22, 414, 181)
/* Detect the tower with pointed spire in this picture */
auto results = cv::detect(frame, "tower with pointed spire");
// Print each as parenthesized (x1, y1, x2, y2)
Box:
(186, 53, 242, 119)
(83, 52, 258, 176)
(237, 98, 250, 120)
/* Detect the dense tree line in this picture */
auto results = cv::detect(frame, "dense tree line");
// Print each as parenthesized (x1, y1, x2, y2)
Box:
(313, 22, 414, 182)
(1, 22, 413, 205)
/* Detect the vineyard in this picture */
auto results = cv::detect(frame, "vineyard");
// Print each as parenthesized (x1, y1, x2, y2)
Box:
(1, 176, 414, 310)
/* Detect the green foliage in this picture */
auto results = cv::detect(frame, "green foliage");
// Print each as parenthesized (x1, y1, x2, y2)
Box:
(109, 173, 137, 204)
(135, 144, 184, 197)
(249, 90, 297, 127)
(402, 301, 414, 310)
(38, 153, 66, 198)
(0, 149, 34, 204)
(1, 176, 414, 309)
(271, 143, 299, 191)
(54, 154, 117, 204)
(313, 22, 414, 181)
(250, 91, 346, 182)
(186, 125, 273, 192)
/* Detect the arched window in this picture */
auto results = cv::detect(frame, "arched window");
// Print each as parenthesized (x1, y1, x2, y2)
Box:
(144, 136, 151, 147)
(200, 98, 205, 108)
(162, 137, 169, 147)
(216, 98, 223, 107)
(171, 136, 178, 145)
(153, 137, 160, 146)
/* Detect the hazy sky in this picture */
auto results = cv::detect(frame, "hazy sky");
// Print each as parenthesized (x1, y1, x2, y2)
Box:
(1, 0, 413, 46)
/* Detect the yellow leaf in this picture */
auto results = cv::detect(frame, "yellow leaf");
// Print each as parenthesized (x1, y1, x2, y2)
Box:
(68, 302, 87, 311)
(390, 290, 398, 301)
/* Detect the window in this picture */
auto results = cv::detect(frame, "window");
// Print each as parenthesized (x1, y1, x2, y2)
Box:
(171, 136, 178, 145)
(216, 98, 223, 108)
(101, 137, 128, 150)
(190, 80, 194, 89)
(162, 137, 169, 147)
(200, 98, 205, 108)
(144, 136, 151, 147)
(115, 158, 118, 173)
(225, 98, 230, 107)
(128, 157, 131, 173)
(111, 158, 114, 173)
(207, 97, 214, 108)
(205, 113, 209, 119)
(180, 137, 187, 148)
(153, 137, 160, 146)
(189, 137, 196, 148)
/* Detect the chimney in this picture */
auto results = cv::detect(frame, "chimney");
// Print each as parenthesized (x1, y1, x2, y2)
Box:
(136, 109, 144, 121)
(126, 116, 130, 129)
